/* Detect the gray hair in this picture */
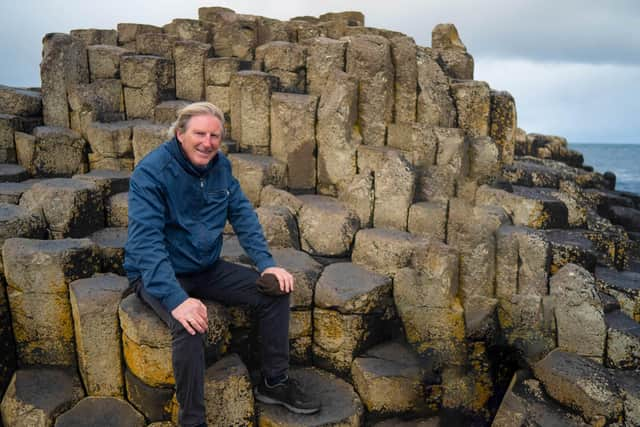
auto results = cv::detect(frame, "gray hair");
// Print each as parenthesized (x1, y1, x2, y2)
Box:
(168, 102, 225, 139)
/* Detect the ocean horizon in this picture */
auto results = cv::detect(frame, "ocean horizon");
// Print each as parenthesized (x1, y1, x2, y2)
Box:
(570, 143, 640, 196)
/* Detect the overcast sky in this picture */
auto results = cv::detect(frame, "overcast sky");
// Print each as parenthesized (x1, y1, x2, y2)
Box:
(1, 0, 638, 143)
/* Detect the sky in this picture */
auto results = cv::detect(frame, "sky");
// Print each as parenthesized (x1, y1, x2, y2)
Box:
(1, 0, 638, 144)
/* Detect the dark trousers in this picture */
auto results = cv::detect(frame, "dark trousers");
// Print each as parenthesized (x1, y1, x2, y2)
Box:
(133, 259, 290, 427)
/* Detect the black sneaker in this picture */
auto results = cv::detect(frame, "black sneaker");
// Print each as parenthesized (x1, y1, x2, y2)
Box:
(255, 377, 321, 414)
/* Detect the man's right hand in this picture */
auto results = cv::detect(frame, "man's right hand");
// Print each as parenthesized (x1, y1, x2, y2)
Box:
(171, 297, 208, 335)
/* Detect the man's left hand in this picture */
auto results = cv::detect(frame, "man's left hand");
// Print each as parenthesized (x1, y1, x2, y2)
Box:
(262, 267, 294, 293)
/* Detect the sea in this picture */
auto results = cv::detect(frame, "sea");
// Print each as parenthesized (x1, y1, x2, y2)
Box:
(570, 143, 640, 196)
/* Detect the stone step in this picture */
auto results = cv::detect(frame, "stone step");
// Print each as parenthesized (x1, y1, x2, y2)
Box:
(72, 169, 130, 200)
(0, 179, 42, 204)
(227, 153, 286, 206)
(54, 396, 145, 427)
(492, 370, 588, 427)
(351, 228, 428, 278)
(0, 164, 29, 183)
(532, 349, 624, 425)
(605, 310, 640, 369)
(0, 85, 42, 117)
(256, 205, 300, 250)
(296, 194, 360, 257)
(542, 229, 598, 274)
(595, 266, 640, 322)
(604, 205, 640, 232)
(315, 262, 392, 315)
(0, 368, 85, 427)
(476, 185, 568, 229)
(118, 293, 230, 388)
(256, 366, 364, 426)
(19, 178, 105, 239)
(20, 126, 88, 177)
(351, 340, 439, 418)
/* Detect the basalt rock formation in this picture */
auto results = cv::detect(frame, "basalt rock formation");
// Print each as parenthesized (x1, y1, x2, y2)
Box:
(1, 6, 639, 427)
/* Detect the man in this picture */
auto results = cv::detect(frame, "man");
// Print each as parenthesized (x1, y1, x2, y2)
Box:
(124, 102, 320, 427)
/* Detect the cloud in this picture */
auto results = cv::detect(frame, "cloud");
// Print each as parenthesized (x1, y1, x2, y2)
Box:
(475, 58, 640, 142)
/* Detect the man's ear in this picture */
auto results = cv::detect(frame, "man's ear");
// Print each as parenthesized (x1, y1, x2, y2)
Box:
(175, 130, 182, 143)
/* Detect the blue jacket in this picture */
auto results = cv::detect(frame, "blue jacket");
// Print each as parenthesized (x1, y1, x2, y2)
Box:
(124, 137, 276, 312)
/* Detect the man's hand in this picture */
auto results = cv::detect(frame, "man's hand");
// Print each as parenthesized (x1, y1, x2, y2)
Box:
(171, 297, 208, 335)
(262, 266, 295, 293)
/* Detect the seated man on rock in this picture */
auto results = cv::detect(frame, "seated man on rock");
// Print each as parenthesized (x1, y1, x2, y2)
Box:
(124, 102, 320, 427)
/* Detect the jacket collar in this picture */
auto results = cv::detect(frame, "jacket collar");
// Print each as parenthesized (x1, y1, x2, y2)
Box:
(167, 137, 219, 177)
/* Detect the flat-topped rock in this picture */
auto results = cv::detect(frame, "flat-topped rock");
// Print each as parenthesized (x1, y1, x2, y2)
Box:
(297, 195, 360, 257)
(532, 350, 623, 425)
(0, 179, 42, 204)
(20, 178, 104, 238)
(228, 153, 286, 206)
(351, 341, 437, 417)
(0, 368, 84, 427)
(503, 159, 568, 188)
(260, 185, 304, 216)
(271, 247, 322, 309)
(0, 163, 29, 183)
(605, 310, 640, 369)
(315, 262, 392, 314)
(256, 205, 300, 249)
(203, 354, 254, 427)
(3, 238, 99, 366)
(0, 85, 42, 117)
(605, 205, 640, 232)
(0, 203, 47, 268)
(69, 274, 129, 397)
(476, 185, 568, 229)
(595, 266, 640, 321)
(21, 126, 88, 177)
(351, 228, 427, 278)
(72, 169, 130, 199)
(54, 397, 145, 427)
(88, 227, 127, 274)
(119, 293, 230, 387)
(543, 229, 598, 273)
(492, 370, 588, 427)
(256, 367, 364, 426)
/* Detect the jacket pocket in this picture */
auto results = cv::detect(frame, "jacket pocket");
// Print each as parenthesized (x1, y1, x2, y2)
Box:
(205, 189, 230, 204)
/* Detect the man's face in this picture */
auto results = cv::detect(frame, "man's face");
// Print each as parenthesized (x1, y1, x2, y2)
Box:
(176, 114, 223, 168)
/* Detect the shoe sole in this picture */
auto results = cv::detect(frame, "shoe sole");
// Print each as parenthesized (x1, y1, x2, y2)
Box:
(254, 387, 320, 415)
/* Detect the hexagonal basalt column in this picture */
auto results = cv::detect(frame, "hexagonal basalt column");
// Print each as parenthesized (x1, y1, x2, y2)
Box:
(256, 367, 364, 426)
(0, 368, 84, 427)
(20, 178, 104, 239)
(69, 274, 129, 397)
(54, 397, 145, 427)
(3, 238, 99, 366)
(296, 195, 360, 257)
(118, 294, 230, 387)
